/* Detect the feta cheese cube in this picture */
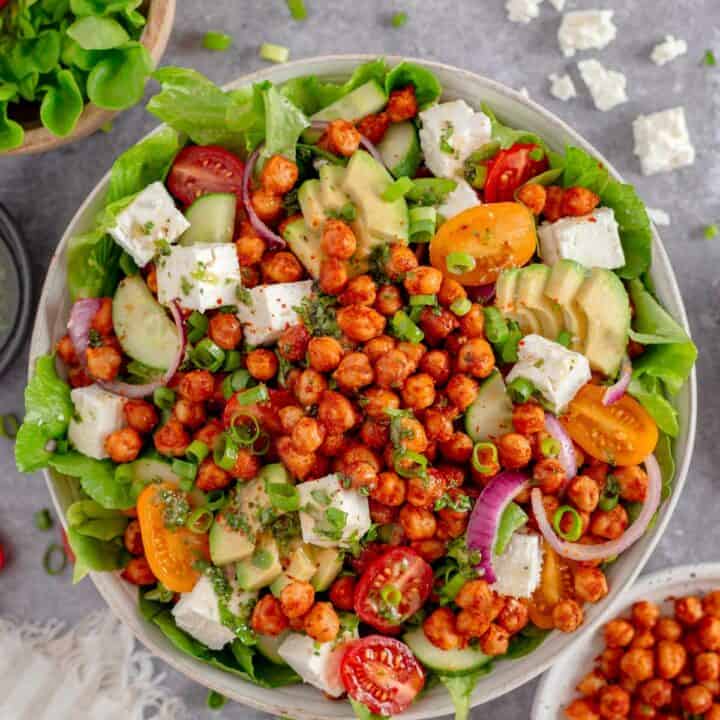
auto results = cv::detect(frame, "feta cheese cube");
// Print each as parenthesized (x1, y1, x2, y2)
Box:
(236, 280, 313, 346)
(278, 629, 357, 697)
(156, 244, 242, 313)
(506, 334, 591, 413)
(108, 182, 190, 268)
(491, 533, 543, 599)
(172, 575, 236, 650)
(558, 10, 617, 58)
(633, 107, 695, 176)
(651, 35, 687, 66)
(418, 101, 492, 180)
(577, 59, 628, 112)
(647, 207, 671, 227)
(297, 474, 371, 549)
(437, 179, 480, 220)
(538, 207, 625, 270)
(549, 73, 577, 102)
(67, 385, 126, 460)
(505, 0, 543, 24)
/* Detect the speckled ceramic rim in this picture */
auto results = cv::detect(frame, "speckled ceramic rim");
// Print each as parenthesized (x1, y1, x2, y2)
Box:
(31, 55, 697, 719)
(531, 563, 720, 719)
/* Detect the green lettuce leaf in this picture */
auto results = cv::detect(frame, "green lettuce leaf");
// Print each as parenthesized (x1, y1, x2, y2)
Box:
(481, 103, 547, 150)
(349, 698, 388, 720)
(0, 100, 24, 151)
(86, 41, 152, 111)
(66, 230, 123, 301)
(655, 433, 675, 499)
(39, 68, 83, 137)
(632, 341, 697, 396)
(628, 279, 691, 345)
(438, 667, 493, 720)
(67, 527, 128, 583)
(66, 15, 129, 50)
(261, 84, 308, 163)
(66, 499, 129, 539)
(504, 623, 551, 660)
(15, 355, 74, 472)
(385, 61, 441, 108)
(494, 501, 528, 555)
(628, 375, 679, 437)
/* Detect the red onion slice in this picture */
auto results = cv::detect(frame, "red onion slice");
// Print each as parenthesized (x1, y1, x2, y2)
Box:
(544, 413, 577, 487)
(98, 301, 186, 399)
(530, 453, 662, 562)
(467, 470, 529, 583)
(241, 146, 286, 251)
(67, 298, 102, 363)
(309, 119, 385, 166)
(602, 356, 633, 406)
(471, 283, 496, 305)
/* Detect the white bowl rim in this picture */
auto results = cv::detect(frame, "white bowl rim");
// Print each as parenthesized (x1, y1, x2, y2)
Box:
(531, 562, 720, 720)
(30, 53, 698, 719)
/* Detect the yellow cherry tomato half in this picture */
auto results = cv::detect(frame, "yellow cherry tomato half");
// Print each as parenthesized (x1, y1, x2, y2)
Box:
(137, 482, 209, 593)
(429, 202, 537, 286)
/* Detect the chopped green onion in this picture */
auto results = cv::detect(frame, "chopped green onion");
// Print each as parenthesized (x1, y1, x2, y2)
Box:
(223, 350, 242, 372)
(598, 493, 619, 512)
(390, 310, 424, 343)
(450, 297, 472, 316)
(43, 543, 67, 575)
(207, 690, 227, 711)
(409, 294, 437, 307)
(172, 459, 198, 491)
(556, 330, 572, 347)
(599, 475, 620, 511)
(286, 0, 307, 20)
(553, 505, 583, 542)
(119, 252, 138, 276)
(186, 311, 208, 344)
(231, 369, 251, 391)
(204, 490, 228, 512)
(382, 176, 414, 202)
(221, 374, 234, 400)
(0, 413, 19, 439)
(237, 384, 269, 406)
(144, 582, 174, 602)
(445, 251, 476, 275)
(186, 440, 209, 465)
(380, 584, 402, 605)
(391, 11, 408, 27)
(440, 572, 467, 604)
(34, 508, 53, 531)
(472, 441, 498, 474)
(507, 377, 536, 404)
(186, 507, 214, 534)
(203, 31, 233, 51)
(467, 142, 501, 163)
(529, 147, 544, 162)
(214, 433, 239, 471)
(704, 49, 717, 66)
(267, 482, 301, 512)
(153, 387, 175, 410)
(408, 205, 437, 243)
(393, 450, 428, 478)
(228, 413, 261, 445)
(191, 338, 225, 372)
(483, 307, 509, 344)
(704, 224, 718, 240)
(260, 42, 289, 63)
(468, 164, 488, 190)
(540, 437, 561, 458)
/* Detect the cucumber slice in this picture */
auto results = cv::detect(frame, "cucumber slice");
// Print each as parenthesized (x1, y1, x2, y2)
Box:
(464, 370, 514, 442)
(312, 80, 387, 122)
(404, 627, 492, 676)
(256, 631, 290, 665)
(378, 121, 422, 178)
(180, 193, 236, 246)
(112, 275, 182, 371)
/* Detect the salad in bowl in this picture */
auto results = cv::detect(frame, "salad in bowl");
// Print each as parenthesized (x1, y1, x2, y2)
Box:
(16, 57, 697, 719)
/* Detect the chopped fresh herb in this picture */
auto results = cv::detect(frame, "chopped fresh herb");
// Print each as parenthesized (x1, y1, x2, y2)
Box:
(704, 49, 717, 66)
(434, 492, 472, 513)
(294, 292, 340, 337)
(180, 276, 193, 295)
(704, 224, 718, 240)
(282, 188, 300, 215)
(311, 489, 332, 506)
(235, 286, 253, 306)
(87, 329, 103, 348)
(34, 508, 54, 531)
(203, 31, 233, 51)
(260, 42, 289, 64)
(326, 202, 357, 222)
(368, 243, 391, 283)
(391, 11, 408, 27)
(207, 690, 227, 710)
(507, 377, 536, 404)
(154, 238, 171, 256)
(556, 330, 572, 347)
(319, 507, 347, 540)
(287, 0, 307, 20)
(142, 221, 155, 234)
(439, 123, 455, 154)
(158, 488, 191, 529)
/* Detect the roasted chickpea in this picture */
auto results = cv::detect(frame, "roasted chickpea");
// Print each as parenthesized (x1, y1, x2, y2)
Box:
(703, 591, 720, 619)
(517, 183, 547, 215)
(178, 370, 214, 403)
(262, 250, 303, 283)
(251, 188, 283, 223)
(324, 119, 361, 157)
(542, 185, 565, 222)
(336, 304, 386, 342)
(280, 580, 315, 619)
(318, 257, 347, 295)
(261, 154, 298, 194)
(294, 368, 328, 407)
(321, 218, 357, 260)
(318, 390, 356, 433)
(684, 631, 704, 656)
(356, 111, 390, 143)
(614, 466, 649, 503)
(278, 405, 305, 434)
(193, 457, 230, 491)
(401, 373, 436, 411)
(333, 352, 374, 390)
(68, 366, 92, 388)
(637, 678, 672, 708)
(56, 334, 77, 365)
(698, 616, 720, 650)
(371, 471, 406, 507)
(399, 504, 436, 540)
(439, 432, 473, 464)
(674, 596, 704, 626)
(620, 648, 655, 683)
(480, 624, 510, 656)
(397, 341, 426, 370)
(123, 400, 158, 434)
(245, 348, 278, 381)
(604, 619, 635, 648)
(103, 427, 141, 463)
(119, 520, 143, 557)
(173, 398, 206, 429)
(291, 416, 326, 454)
(574, 566, 609, 603)
(561, 186, 601, 217)
(457, 609, 491, 638)
(455, 579, 493, 615)
(251, 595, 288, 636)
(598, 685, 631, 719)
(681, 685, 713, 715)
(362, 387, 400, 420)
(410, 539, 446, 562)
(533, 457, 567, 495)
(86, 345, 122, 381)
(153, 419, 190, 457)
(231, 448, 261, 480)
(344, 461, 378, 493)
(121, 556, 156, 586)
(566, 474, 600, 512)
(368, 499, 397, 524)
(404, 266, 443, 296)
(240, 265, 261, 288)
(554, 599, 584, 632)
(454, 305, 484, 340)
(303, 601, 339, 643)
(424, 607, 463, 650)
(656, 640, 687, 679)
(206, 312, 242, 350)
(456, 338, 495, 378)
(363, 335, 394, 363)
(320, 432, 346, 457)
(591, 505, 629, 540)
(275, 324, 309, 364)
(564, 698, 600, 720)
(341, 444, 381, 472)
(655, 617, 683, 642)
(584, 460, 609, 486)
(497, 432, 532, 470)
(89, 297, 113, 335)
(276, 436, 315, 480)
(577, 670, 607, 698)
(394, 417, 428, 455)
(435, 279, 466, 309)
(386, 243, 418, 280)
(235, 232, 266, 267)
(372, 282, 403, 316)
(497, 597, 529, 634)
(707, 705, 720, 720)
(598, 647, 624, 681)
(419, 306, 458, 345)
(419, 350, 451, 385)
(695, 651, 720, 682)
(339, 274, 377, 306)
(632, 630, 656, 650)
(407, 471, 445, 509)
(193, 420, 223, 449)
(374, 348, 414, 389)
(359, 417, 389, 448)
(387, 85, 418, 122)
(307, 336, 343, 372)
(423, 407, 455, 442)
(512, 402, 545, 434)
(446, 373, 479, 411)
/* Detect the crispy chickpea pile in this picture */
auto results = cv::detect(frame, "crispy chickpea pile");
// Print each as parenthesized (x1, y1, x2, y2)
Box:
(565, 590, 720, 720)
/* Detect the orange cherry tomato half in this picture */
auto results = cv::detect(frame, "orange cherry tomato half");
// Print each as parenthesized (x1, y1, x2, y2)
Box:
(430, 202, 536, 286)
(483, 143, 549, 203)
(561, 384, 659, 467)
(527, 542, 575, 630)
(137, 483, 209, 593)
(340, 635, 425, 716)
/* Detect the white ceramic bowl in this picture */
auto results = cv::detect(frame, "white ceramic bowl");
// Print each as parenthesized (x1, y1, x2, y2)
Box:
(31, 55, 697, 719)
(532, 563, 720, 720)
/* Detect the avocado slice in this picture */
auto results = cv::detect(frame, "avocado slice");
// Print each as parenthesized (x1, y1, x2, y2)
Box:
(575, 268, 630, 376)
(516, 265, 564, 339)
(319, 164, 350, 209)
(209, 515, 255, 566)
(310, 547, 344, 591)
(298, 179, 325, 234)
(283, 218, 322, 280)
(236, 533, 283, 591)
(464, 370, 514, 442)
(545, 260, 588, 352)
(495, 268, 542, 335)
(286, 544, 318, 581)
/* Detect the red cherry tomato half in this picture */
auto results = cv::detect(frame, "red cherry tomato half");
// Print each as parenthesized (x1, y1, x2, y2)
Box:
(483, 143, 549, 203)
(349, 542, 392, 575)
(167, 145, 245, 207)
(354, 547, 432, 633)
(340, 635, 425, 716)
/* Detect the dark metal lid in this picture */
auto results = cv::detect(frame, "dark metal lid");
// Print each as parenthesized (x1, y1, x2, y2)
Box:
(0, 204, 32, 377)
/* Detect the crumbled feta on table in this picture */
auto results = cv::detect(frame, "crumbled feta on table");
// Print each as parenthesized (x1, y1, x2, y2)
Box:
(558, 10, 617, 57)
(418, 100, 492, 179)
(156, 243, 242, 313)
(633, 107, 695, 175)
(651, 35, 687, 66)
(505, 0, 544, 24)
(491, 533, 543, 599)
(549, 73, 577, 102)
(236, 280, 313, 346)
(578, 59, 628, 112)
(108, 182, 189, 268)
(68, 385, 126, 460)
(538, 207, 625, 270)
(506, 334, 591, 413)
(437, 179, 480, 220)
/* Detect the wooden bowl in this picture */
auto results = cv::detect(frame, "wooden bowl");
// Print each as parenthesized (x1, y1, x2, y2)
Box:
(6, 0, 176, 156)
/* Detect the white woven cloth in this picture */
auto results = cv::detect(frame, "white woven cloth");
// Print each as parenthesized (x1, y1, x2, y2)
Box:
(0, 610, 189, 720)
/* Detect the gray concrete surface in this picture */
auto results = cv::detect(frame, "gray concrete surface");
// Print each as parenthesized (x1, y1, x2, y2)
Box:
(1, 0, 719, 717)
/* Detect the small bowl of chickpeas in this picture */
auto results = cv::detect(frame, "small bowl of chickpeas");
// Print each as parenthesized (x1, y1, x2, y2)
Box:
(532, 563, 720, 720)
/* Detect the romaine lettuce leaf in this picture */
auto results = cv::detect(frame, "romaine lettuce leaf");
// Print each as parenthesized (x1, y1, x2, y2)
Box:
(481, 103, 547, 150)
(438, 667, 493, 720)
(66, 230, 123, 301)
(628, 279, 691, 345)
(628, 375, 679, 437)
(261, 84, 309, 163)
(349, 698, 388, 720)
(66, 499, 129, 540)
(66, 527, 128, 583)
